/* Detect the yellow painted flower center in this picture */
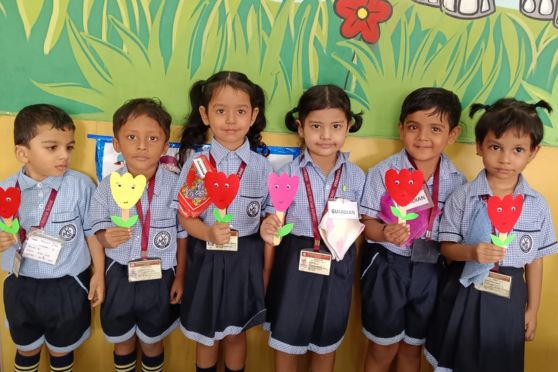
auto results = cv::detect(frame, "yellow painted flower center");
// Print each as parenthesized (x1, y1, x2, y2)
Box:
(357, 7, 369, 20)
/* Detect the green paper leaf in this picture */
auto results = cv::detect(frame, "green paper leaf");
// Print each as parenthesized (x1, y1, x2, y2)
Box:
(213, 208, 222, 222)
(390, 206, 403, 219)
(221, 214, 233, 223)
(491, 234, 504, 247)
(402, 212, 418, 221)
(111, 215, 138, 228)
(277, 223, 294, 237)
(503, 234, 515, 247)
(0, 219, 20, 234)
(213, 208, 233, 224)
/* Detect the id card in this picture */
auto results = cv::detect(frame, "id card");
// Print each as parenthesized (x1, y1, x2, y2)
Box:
(21, 230, 63, 265)
(12, 251, 22, 277)
(411, 239, 440, 264)
(128, 258, 162, 282)
(206, 231, 238, 251)
(327, 199, 359, 220)
(474, 271, 512, 298)
(298, 249, 332, 276)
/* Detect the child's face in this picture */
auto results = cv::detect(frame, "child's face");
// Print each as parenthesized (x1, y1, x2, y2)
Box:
(199, 85, 259, 151)
(477, 129, 539, 184)
(398, 109, 460, 166)
(113, 114, 169, 178)
(297, 108, 350, 162)
(15, 124, 75, 181)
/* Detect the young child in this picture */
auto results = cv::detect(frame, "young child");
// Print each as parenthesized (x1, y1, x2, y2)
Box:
(0, 104, 104, 372)
(174, 71, 272, 372)
(425, 99, 557, 372)
(90, 98, 187, 372)
(260, 84, 365, 372)
(359, 87, 465, 372)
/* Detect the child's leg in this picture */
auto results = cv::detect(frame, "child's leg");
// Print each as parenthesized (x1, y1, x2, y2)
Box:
(364, 341, 399, 372)
(49, 350, 74, 372)
(196, 341, 220, 370)
(275, 351, 298, 372)
(310, 351, 336, 372)
(15, 347, 41, 372)
(114, 336, 137, 372)
(395, 342, 421, 372)
(139, 340, 164, 372)
(223, 333, 246, 371)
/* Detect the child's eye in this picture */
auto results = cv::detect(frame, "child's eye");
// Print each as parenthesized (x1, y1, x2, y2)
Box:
(216, 109, 225, 114)
(514, 147, 525, 153)
(489, 144, 500, 151)
(46, 146, 57, 151)
(237, 109, 246, 115)
(310, 123, 320, 129)
(67, 145, 75, 151)
(407, 125, 417, 130)
(127, 135, 136, 140)
(332, 123, 344, 129)
(149, 136, 159, 142)
(432, 126, 442, 133)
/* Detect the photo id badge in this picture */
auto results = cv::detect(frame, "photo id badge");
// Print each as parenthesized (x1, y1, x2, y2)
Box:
(12, 251, 22, 277)
(411, 239, 440, 264)
(128, 258, 162, 282)
(474, 271, 512, 298)
(206, 230, 238, 251)
(298, 249, 332, 276)
(21, 230, 63, 265)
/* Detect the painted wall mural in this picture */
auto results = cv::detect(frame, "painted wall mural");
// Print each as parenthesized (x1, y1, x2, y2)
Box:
(0, 0, 557, 145)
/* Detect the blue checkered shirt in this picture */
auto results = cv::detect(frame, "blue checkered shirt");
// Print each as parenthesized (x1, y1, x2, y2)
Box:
(90, 166, 186, 269)
(439, 170, 558, 267)
(1, 169, 95, 278)
(172, 138, 273, 237)
(360, 149, 467, 256)
(278, 149, 365, 238)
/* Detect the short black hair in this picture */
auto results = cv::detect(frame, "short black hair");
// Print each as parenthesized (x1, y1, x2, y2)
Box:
(399, 87, 462, 129)
(113, 98, 171, 141)
(470, 98, 552, 149)
(14, 104, 75, 146)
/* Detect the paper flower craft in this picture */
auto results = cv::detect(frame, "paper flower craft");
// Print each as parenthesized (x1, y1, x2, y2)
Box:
(268, 173, 299, 243)
(205, 171, 240, 223)
(0, 187, 21, 234)
(487, 194, 524, 247)
(110, 172, 147, 227)
(385, 168, 424, 223)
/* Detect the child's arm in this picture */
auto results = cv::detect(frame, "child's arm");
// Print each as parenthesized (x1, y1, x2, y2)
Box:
(260, 214, 281, 246)
(525, 258, 543, 341)
(263, 242, 274, 292)
(170, 237, 187, 304)
(178, 214, 230, 245)
(86, 235, 105, 307)
(362, 216, 410, 246)
(440, 241, 505, 263)
(0, 231, 17, 252)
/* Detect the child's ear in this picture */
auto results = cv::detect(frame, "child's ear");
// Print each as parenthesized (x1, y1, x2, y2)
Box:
(199, 106, 210, 126)
(475, 142, 482, 156)
(250, 107, 260, 126)
(296, 120, 304, 138)
(14, 145, 29, 164)
(112, 137, 121, 153)
(527, 145, 541, 163)
(448, 126, 461, 144)
(397, 122, 404, 139)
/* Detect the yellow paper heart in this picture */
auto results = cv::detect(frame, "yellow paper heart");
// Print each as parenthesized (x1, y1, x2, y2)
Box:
(110, 172, 147, 210)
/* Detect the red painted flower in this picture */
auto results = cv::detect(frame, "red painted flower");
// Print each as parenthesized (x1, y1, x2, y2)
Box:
(334, 0, 392, 44)
(0, 187, 21, 219)
(385, 168, 423, 207)
(204, 171, 240, 210)
(487, 194, 524, 234)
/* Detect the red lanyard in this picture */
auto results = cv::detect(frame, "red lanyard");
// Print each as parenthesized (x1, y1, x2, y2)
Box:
(407, 155, 440, 240)
(15, 181, 58, 244)
(209, 154, 247, 180)
(135, 176, 155, 257)
(301, 164, 343, 251)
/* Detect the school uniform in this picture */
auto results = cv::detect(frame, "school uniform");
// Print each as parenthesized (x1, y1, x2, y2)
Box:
(1, 169, 95, 353)
(264, 149, 365, 354)
(359, 149, 466, 346)
(172, 138, 273, 346)
(424, 170, 558, 372)
(90, 166, 186, 344)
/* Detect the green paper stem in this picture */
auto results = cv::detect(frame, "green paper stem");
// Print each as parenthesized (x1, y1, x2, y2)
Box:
(277, 223, 294, 238)
(0, 218, 20, 234)
(390, 206, 403, 219)
(213, 208, 233, 223)
(111, 214, 138, 228)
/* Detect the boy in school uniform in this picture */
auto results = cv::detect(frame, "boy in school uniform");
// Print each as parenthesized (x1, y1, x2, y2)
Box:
(0, 104, 104, 372)
(90, 98, 186, 372)
(359, 88, 466, 372)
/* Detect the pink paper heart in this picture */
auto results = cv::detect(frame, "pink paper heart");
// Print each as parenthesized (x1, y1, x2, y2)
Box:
(268, 173, 299, 212)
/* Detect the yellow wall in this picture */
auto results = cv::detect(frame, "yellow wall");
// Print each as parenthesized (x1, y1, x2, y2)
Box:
(1, 115, 557, 371)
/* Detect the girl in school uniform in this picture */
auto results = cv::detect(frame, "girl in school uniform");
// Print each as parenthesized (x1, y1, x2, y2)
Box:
(173, 71, 273, 372)
(260, 84, 365, 372)
(425, 99, 558, 372)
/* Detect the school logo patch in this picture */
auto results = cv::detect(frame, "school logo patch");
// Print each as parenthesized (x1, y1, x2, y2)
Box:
(154, 231, 171, 249)
(247, 201, 260, 218)
(59, 224, 77, 241)
(519, 234, 533, 253)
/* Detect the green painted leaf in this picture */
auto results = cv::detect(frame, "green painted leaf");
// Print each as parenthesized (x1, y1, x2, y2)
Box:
(221, 214, 233, 223)
(491, 234, 504, 247)
(277, 223, 294, 237)
(390, 206, 403, 219)
(503, 234, 515, 247)
(403, 212, 418, 221)
(0, 219, 20, 234)
(111, 215, 138, 228)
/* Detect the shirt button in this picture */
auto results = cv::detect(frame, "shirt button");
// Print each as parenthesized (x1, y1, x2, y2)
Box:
(39, 203, 44, 209)
(37, 183, 42, 188)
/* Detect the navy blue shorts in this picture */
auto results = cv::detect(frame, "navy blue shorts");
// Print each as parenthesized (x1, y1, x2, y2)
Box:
(3, 270, 91, 353)
(180, 235, 265, 346)
(265, 234, 356, 355)
(101, 258, 179, 344)
(360, 243, 440, 346)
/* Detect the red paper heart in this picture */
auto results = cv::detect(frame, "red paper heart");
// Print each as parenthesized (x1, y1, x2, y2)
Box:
(177, 156, 215, 218)
(385, 168, 424, 207)
(0, 187, 21, 219)
(204, 171, 240, 210)
(487, 194, 524, 234)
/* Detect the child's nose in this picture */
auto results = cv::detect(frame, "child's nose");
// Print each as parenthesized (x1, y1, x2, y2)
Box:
(137, 138, 148, 149)
(320, 127, 331, 139)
